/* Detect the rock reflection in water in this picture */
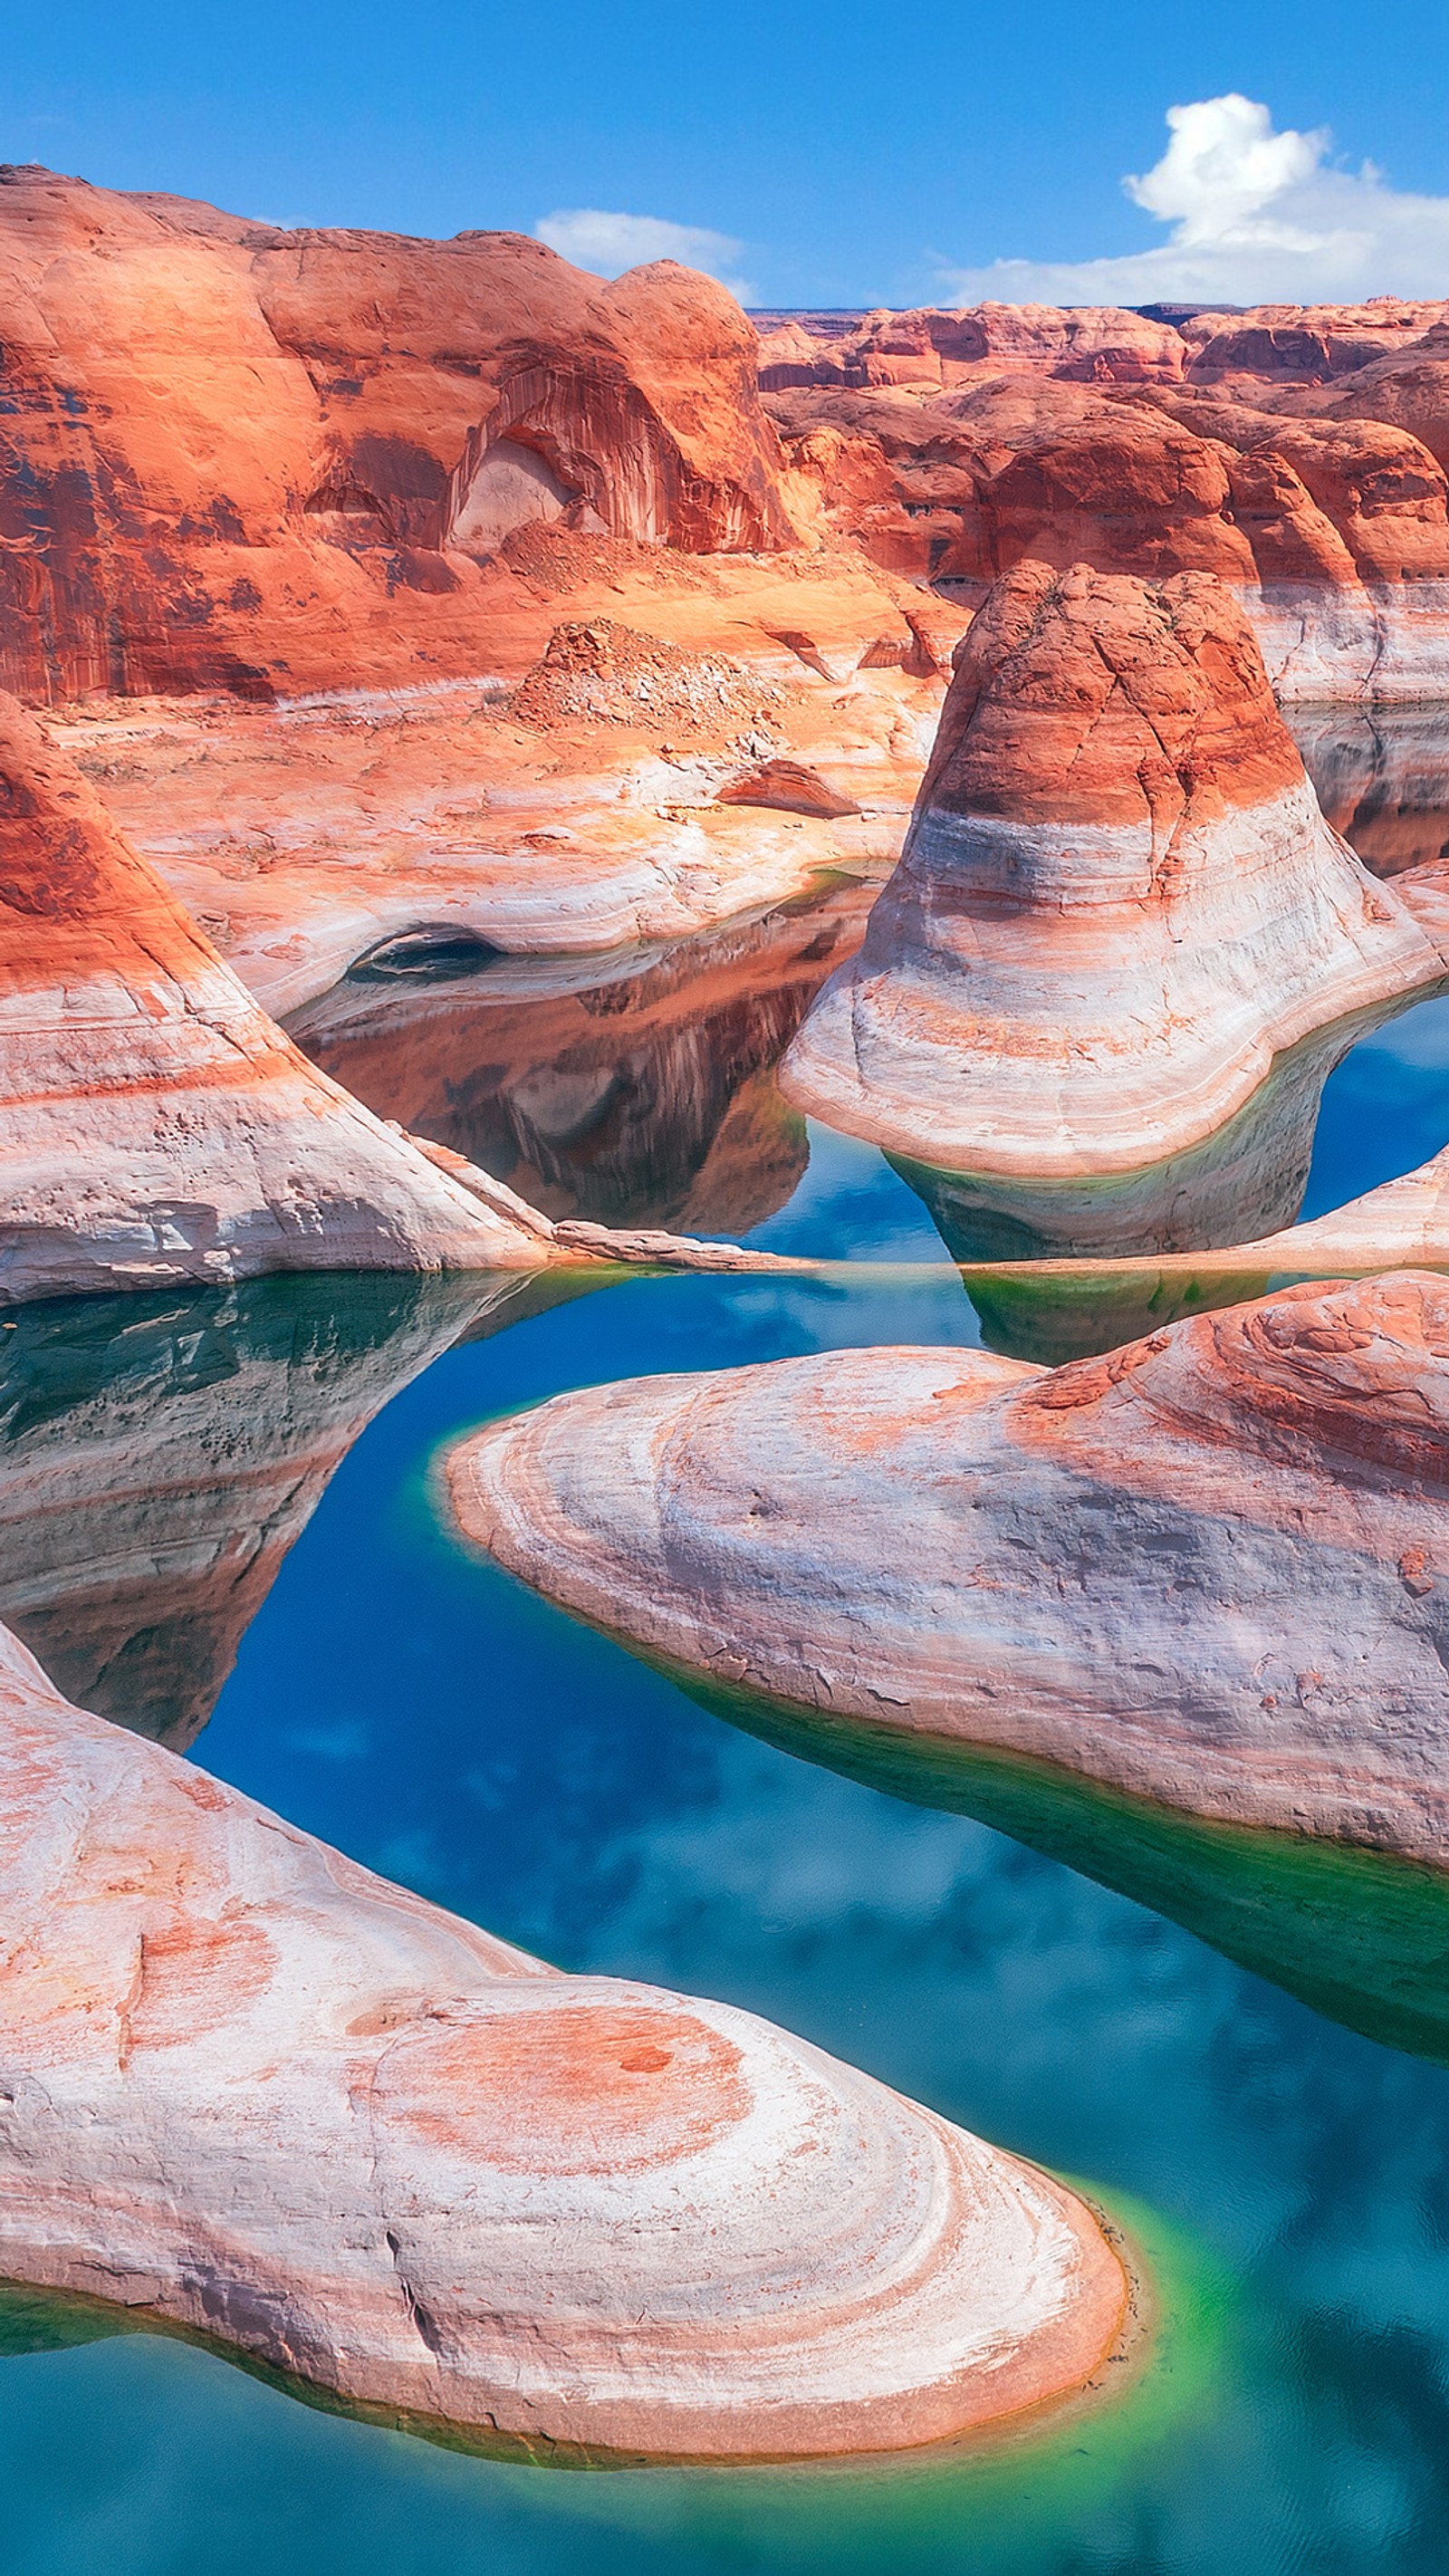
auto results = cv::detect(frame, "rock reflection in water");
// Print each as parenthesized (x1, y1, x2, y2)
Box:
(1291, 705, 1449, 879)
(290, 880, 875, 1238)
(955, 1264, 1274, 1369)
(0, 1271, 561, 1752)
(895, 997, 1411, 1363)
(681, 1674, 1449, 2069)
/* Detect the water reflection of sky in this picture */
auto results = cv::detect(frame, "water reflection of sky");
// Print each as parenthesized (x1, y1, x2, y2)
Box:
(6, 1274, 1449, 2573)
(1302, 988, 1449, 1216)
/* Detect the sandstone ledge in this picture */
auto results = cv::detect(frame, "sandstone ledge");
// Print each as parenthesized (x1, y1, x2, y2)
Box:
(0, 1621, 1128, 2460)
(446, 1274, 1449, 1867)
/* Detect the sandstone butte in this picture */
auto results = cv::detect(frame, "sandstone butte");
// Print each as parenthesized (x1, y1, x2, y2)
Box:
(448, 1270, 1449, 1868)
(779, 562, 1445, 1178)
(0, 165, 791, 706)
(753, 295, 1449, 399)
(0, 1617, 1130, 2462)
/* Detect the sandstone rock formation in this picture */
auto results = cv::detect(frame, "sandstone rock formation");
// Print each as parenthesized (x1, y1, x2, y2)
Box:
(890, 1000, 1394, 1275)
(755, 303, 1189, 395)
(50, 549, 939, 1023)
(755, 297, 1449, 404)
(0, 165, 792, 705)
(0, 694, 553, 1303)
(715, 757, 861, 819)
(768, 322, 1449, 701)
(1294, 705, 1449, 877)
(0, 167, 961, 1008)
(1178, 298, 1449, 388)
(0, 1618, 1129, 2459)
(780, 564, 1444, 1177)
(449, 1272, 1449, 1866)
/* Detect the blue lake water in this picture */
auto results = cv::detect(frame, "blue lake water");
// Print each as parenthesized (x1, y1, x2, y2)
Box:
(5, 783, 1449, 2571)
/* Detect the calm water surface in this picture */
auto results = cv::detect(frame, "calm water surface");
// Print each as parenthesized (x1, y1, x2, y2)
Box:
(5, 764, 1449, 2574)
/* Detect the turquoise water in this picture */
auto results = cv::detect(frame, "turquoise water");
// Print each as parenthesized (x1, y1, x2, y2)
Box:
(5, 879, 1449, 2566)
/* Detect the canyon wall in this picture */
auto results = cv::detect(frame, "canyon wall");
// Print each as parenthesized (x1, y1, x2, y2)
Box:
(767, 298, 1449, 700)
(0, 165, 793, 703)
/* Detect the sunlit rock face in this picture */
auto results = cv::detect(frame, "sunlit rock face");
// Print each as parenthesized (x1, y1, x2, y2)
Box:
(755, 296, 1449, 405)
(0, 165, 792, 704)
(450, 1272, 1449, 1866)
(0, 163, 948, 1010)
(40, 562, 936, 1026)
(292, 883, 875, 1235)
(768, 325, 1449, 701)
(755, 303, 1192, 397)
(0, 1272, 532, 1750)
(0, 695, 547, 1304)
(0, 1620, 1128, 2461)
(781, 564, 1444, 1178)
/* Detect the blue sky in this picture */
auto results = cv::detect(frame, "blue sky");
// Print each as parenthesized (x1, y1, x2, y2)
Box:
(5, 0, 1449, 307)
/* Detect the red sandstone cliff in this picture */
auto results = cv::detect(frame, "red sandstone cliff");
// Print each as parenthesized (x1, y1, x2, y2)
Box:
(761, 295, 1449, 401)
(771, 377, 1449, 598)
(0, 165, 793, 703)
(757, 302, 1188, 394)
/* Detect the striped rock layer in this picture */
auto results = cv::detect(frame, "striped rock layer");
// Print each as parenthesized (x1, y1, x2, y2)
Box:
(0, 1621, 1128, 2461)
(0, 695, 553, 1304)
(781, 564, 1443, 1177)
(448, 1272, 1449, 1867)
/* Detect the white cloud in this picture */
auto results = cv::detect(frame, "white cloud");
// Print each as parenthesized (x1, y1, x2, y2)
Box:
(937, 94, 1449, 309)
(533, 207, 757, 303)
